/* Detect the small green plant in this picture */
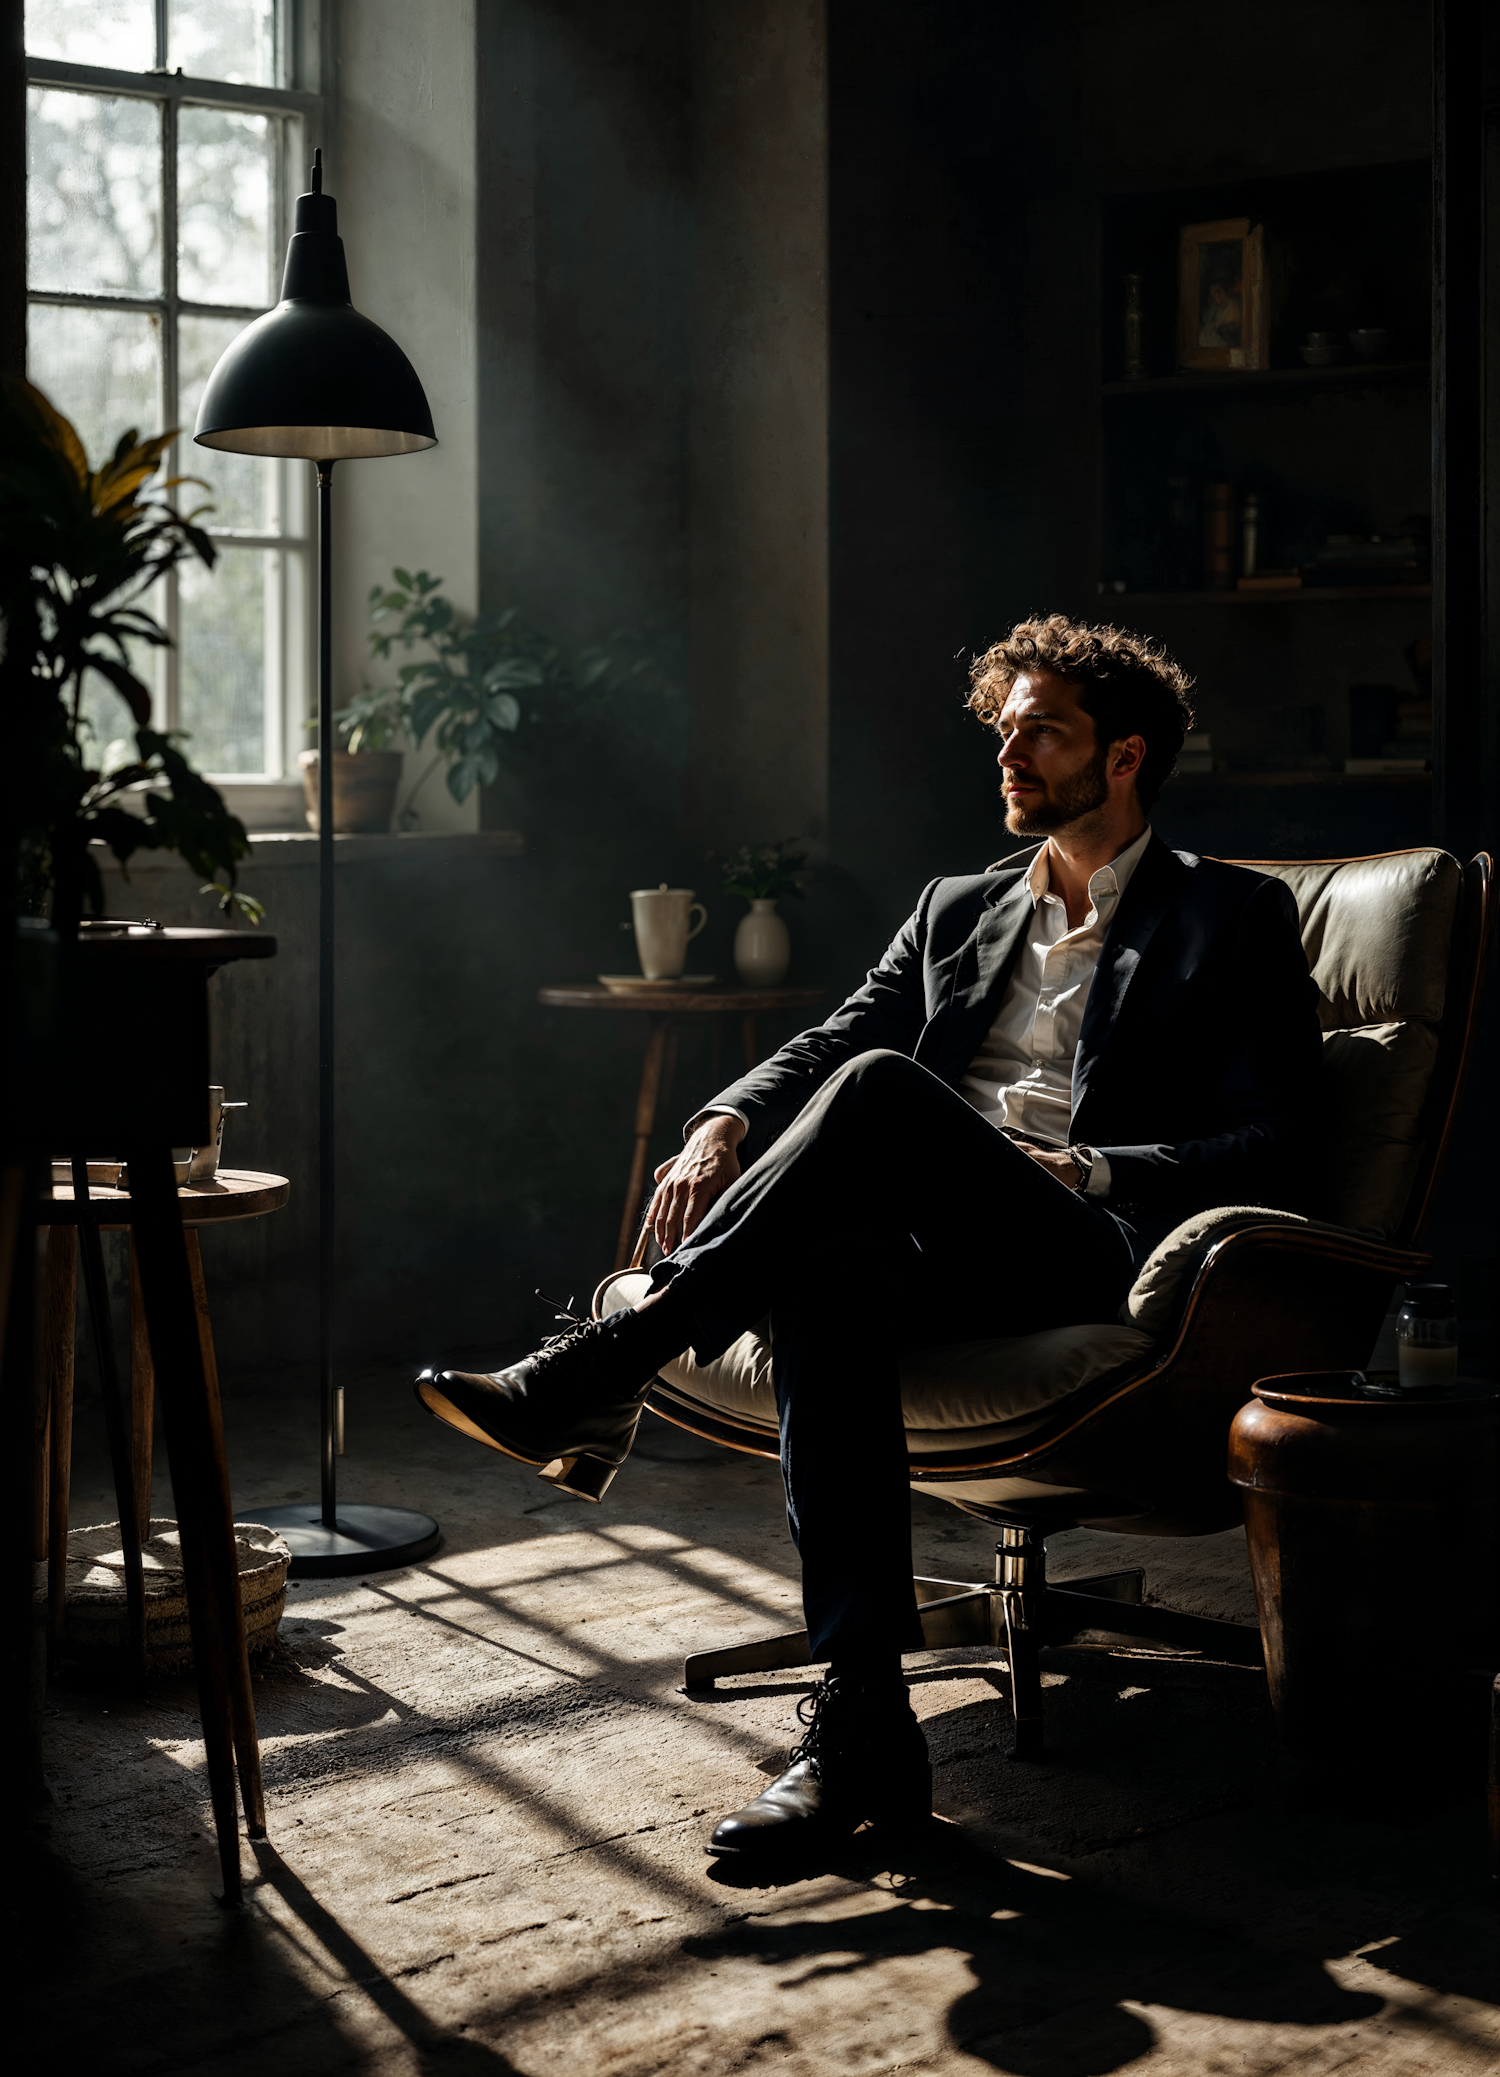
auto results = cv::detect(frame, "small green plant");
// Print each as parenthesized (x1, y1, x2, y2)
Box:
(718, 839, 811, 903)
(1, 379, 260, 931)
(328, 681, 406, 753)
(366, 568, 636, 817)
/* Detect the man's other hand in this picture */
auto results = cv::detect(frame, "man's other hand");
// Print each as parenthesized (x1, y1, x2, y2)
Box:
(1017, 1141, 1081, 1190)
(649, 1113, 745, 1253)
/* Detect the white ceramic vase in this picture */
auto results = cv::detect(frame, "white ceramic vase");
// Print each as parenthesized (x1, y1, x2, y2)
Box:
(734, 898, 791, 986)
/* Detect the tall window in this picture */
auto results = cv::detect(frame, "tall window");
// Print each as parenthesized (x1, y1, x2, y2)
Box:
(24, 2, 325, 784)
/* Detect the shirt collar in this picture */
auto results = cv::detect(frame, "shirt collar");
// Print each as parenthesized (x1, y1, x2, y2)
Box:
(1026, 823, 1154, 909)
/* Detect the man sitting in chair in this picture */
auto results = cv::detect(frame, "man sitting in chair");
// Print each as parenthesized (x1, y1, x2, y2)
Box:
(417, 614, 1320, 1863)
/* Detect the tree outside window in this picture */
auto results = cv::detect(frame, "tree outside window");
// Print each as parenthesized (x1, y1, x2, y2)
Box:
(23, 1, 323, 782)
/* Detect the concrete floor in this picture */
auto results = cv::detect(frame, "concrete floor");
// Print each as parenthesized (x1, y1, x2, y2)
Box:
(15, 1361, 1498, 2076)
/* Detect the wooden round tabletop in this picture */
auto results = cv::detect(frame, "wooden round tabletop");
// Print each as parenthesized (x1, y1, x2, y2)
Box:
(539, 983, 826, 1013)
(43, 1168, 291, 1226)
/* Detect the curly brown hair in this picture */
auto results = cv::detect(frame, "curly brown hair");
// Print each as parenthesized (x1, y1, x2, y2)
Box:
(967, 615, 1196, 809)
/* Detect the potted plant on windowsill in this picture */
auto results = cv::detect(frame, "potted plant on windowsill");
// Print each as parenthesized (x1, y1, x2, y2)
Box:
(297, 683, 406, 835)
(1, 379, 261, 937)
(364, 567, 643, 825)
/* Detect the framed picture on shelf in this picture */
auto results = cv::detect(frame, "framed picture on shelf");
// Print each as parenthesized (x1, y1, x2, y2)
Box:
(1178, 218, 1268, 370)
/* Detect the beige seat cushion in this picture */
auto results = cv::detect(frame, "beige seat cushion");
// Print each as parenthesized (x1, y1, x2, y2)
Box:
(602, 1274, 1152, 1457)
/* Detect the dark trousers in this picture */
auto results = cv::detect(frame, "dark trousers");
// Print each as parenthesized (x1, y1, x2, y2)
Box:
(653, 1050, 1137, 1661)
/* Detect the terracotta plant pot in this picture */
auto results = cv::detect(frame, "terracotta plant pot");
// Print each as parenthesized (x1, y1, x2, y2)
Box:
(298, 749, 403, 834)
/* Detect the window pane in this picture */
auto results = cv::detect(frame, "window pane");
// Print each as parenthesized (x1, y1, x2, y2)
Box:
(179, 314, 278, 529)
(177, 105, 275, 307)
(27, 301, 161, 471)
(179, 546, 273, 772)
(25, 1, 155, 71)
(27, 88, 161, 297)
(169, 0, 276, 88)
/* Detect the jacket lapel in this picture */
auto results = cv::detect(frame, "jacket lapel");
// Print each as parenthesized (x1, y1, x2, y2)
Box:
(1070, 835, 1184, 1121)
(922, 856, 1039, 1081)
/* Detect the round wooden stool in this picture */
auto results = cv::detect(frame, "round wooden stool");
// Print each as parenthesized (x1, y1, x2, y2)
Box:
(40, 1169, 290, 1663)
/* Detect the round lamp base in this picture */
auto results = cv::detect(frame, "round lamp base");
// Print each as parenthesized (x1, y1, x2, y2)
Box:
(255, 1502, 441, 1579)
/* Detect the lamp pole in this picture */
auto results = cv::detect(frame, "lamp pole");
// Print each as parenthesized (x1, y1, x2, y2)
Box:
(317, 458, 337, 1527)
(194, 152, 441, 1576)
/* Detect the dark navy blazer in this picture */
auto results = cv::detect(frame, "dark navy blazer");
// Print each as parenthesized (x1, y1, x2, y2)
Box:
(704, 835, 1323, 1254)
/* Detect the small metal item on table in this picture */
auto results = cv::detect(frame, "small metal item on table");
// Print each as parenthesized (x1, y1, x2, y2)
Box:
(538, 982, 826, 1269)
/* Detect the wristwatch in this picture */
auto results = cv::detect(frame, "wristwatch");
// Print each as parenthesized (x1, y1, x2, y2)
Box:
(1066, 1144, 1095, 1194)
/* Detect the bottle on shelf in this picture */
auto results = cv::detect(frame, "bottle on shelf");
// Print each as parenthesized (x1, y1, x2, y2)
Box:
(1123, 273, 1145, 380)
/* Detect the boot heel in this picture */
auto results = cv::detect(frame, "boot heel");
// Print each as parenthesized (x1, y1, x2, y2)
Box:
(538, 1453, 619, 1502)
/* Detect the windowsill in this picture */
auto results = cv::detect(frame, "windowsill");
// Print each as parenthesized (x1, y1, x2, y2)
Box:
(93, 830, 525, 868)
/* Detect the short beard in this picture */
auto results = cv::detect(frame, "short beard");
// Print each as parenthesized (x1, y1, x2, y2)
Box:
(1004, 744, 1112, 836)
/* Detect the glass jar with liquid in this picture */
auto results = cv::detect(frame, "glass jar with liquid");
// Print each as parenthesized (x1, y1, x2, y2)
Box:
(1396, 1283, 1459, 1389)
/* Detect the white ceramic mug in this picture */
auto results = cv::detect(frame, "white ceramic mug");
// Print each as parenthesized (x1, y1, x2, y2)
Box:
(630, 883, 708, 979)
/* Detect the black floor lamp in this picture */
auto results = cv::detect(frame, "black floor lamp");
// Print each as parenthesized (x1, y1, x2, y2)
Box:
(195, 151, 440, 1577)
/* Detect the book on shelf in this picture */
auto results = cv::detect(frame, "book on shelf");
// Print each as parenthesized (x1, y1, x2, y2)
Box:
(1236, 571, 1301, 591)
(1344, 757, 1431, 774)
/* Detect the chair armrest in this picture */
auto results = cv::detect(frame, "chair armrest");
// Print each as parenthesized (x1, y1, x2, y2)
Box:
(1160, 1221, 1430, 1375)
(979, 1222, 1428, 1519)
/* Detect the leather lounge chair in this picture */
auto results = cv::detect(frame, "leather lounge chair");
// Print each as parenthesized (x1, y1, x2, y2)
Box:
(595, 847, 1493, 1757)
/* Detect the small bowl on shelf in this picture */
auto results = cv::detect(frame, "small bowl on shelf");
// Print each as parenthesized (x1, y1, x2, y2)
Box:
(1348, 327, 1394, 361)
(1299, 333, 1343, 367)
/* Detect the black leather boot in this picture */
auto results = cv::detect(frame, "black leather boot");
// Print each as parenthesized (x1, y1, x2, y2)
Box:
(707, 1673, 931, 1860)
(415, 1300, 683, 1500)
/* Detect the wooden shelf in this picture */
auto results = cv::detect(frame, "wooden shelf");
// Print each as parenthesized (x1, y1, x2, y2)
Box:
(1175, 771, 1431, 787)
(1102, 360, 1429, 396)
(1108, 586, 1431, 605)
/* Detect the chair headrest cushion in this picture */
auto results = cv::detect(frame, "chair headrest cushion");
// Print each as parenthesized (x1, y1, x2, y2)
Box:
(1249, 850, 1461, 1029)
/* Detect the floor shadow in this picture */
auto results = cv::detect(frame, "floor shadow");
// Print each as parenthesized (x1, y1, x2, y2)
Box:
(249, 1840, 524, 2073)
(4, 1818, 519, 2076)
(698, 1824, 1387, 2076)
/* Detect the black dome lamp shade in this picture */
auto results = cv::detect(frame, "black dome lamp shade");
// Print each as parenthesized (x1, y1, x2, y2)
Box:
(194, 151, 435, 461)
(195, 153, 439, 1578)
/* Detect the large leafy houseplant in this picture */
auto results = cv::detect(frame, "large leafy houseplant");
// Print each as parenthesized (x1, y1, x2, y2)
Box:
(0, 379, 260, 936)
(364, 568, 651, 821)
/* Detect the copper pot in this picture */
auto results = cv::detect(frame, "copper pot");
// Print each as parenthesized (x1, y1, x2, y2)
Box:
(298, 749, 403, 834)
(1229, 1373, 1499, 1782)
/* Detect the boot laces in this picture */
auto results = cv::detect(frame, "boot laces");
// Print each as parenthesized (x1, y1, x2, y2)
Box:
(787, 1675, 846, 1777)
(529, 1289, 611, 1370)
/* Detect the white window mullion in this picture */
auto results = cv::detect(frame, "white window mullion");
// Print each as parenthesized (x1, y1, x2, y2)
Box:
(161, 87, 180, 737)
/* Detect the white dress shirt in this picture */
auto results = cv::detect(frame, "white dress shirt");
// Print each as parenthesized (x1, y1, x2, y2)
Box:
(956, 823, 1153, 1196)
(697, 825, 1153, 1203)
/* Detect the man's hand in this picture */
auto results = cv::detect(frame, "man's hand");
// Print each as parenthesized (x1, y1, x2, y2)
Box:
(1016, 1141, 1081, 1190)
(649, 1113, 745, 1253)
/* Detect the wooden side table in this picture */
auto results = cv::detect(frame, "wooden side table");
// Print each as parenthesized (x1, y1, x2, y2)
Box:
(1230, 1370, 1499, 1786)
(28, 925, 277, 1905)
(538, 984, 826, 1268)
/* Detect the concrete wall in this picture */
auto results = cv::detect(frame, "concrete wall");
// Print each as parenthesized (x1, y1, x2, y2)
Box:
(687, 1, 829, 850)
(332, 0, 480, 835)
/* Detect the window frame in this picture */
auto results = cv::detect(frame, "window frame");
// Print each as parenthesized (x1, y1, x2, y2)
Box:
(25, 4, 331, 790)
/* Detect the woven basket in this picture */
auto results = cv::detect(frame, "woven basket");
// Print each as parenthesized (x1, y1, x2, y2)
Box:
(58, 1519, 291, 1672)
